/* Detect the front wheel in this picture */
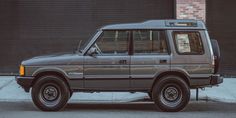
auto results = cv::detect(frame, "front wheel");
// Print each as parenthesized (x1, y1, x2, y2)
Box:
(31, 75, 70, 111)
(152, 75, 190, 112)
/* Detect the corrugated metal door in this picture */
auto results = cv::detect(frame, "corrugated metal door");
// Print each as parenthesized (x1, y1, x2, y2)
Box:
(0, 0, 174, 74)
(206, 0, 236, 76)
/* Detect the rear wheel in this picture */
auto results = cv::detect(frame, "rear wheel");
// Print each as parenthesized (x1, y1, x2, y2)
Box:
(32, 75, 70, 111)
(152, 75, 190, 112)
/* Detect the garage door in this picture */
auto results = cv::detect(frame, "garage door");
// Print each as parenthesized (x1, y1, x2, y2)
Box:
(206, 0, 236, 76)
(0, 0, 174, 74)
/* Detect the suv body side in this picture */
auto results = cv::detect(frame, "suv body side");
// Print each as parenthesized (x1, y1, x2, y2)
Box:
(16, 20, 222, 92)
(15, 20, 223, 111)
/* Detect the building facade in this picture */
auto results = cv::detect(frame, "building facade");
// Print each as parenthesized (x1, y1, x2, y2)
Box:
(1, 0, 236, 76)
(176, 0, 205, 22)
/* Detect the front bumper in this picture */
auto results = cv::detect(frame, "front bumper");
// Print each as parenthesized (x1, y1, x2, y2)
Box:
(15, 76, 34, 92)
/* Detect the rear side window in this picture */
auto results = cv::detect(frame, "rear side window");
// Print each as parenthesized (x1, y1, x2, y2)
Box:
(173, 31, 204, 55)
(133, 30, 168, 55)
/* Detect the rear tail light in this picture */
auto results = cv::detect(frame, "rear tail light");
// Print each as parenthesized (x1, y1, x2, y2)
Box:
(212, 56, 215, 67)
(211, 56, 216, 73)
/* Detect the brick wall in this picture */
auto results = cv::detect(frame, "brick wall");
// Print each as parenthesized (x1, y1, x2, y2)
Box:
(176, 0, 206, 22)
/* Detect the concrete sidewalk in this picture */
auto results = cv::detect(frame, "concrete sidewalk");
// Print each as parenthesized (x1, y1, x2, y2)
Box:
(0, 76, 235, 103)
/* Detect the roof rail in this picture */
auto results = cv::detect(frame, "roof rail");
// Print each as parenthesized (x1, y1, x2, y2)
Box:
(165, 20, 198, 27)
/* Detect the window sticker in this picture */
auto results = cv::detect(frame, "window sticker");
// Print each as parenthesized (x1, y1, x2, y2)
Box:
(176, 34, 191, 53)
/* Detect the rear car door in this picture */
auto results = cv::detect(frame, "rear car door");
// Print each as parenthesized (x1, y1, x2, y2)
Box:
(130, 30, 171, 89)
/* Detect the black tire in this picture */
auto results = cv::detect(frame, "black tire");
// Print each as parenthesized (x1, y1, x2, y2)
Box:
(32, 75, 70, 111)
(152, 75, 190, 112)
(211, 39, 220, 74)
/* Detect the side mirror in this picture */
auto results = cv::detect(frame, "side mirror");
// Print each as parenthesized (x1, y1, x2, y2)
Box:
(87, 47, 97, 56)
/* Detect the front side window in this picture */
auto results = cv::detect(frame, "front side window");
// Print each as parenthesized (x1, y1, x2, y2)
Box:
(133, 30, 168, 54)
(173, 31, 204, 55)
(90, 30, 129, 55)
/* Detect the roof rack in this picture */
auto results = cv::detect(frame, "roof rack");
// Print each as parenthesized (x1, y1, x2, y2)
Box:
(165, 20, 198, 27)
(101, 19, 205, 30)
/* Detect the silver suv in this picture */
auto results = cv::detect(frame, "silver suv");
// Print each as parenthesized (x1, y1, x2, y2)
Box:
(16, 20, 223, 112)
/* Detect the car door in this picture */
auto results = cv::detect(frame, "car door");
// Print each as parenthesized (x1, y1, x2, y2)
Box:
(130, 30, 171, 89)
(83, 30, 131, 90)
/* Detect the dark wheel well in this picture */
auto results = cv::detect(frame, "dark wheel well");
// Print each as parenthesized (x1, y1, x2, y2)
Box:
(32, 71, 71, 91)
(151, 71, 190, 93)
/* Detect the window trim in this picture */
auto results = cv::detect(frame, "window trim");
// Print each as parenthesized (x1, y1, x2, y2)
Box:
(172, 31, 205, 55)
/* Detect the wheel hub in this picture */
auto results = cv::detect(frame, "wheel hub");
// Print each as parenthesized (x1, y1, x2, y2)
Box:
(43, 86, 58, 101)
(164, 86, 179, 101)
(160, 84, 183, 108)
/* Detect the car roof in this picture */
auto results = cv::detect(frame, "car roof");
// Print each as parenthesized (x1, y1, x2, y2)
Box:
(101, 19, 206, 30)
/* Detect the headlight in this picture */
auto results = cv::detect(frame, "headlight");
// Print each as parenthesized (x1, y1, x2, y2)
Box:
(19, 65, 25, 76)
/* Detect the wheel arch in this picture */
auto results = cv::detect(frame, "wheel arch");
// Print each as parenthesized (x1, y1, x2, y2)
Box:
(32, 71, 71, 90)
(151, 71, 190, 92)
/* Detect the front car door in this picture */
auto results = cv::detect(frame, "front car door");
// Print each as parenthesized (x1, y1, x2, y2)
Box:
(83, 30, 131, 90)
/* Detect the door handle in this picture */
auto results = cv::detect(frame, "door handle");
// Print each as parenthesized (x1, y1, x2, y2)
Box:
(160, 59, 167, 64)
(119, 60, 127, 64)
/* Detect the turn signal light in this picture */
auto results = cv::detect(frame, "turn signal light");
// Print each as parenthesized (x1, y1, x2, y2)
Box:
(19, 65, 25, 76)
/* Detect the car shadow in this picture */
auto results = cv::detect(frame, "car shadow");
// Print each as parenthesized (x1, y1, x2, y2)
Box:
(1, 100, 236, 112)
(65, 101, 236, 112)
(65, 102, 157, 112)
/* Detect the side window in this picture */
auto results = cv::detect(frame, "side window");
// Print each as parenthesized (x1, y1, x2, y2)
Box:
(173, 31, 204, 55)
(133, 30, 168, 54)
(91, 30, 129, 55)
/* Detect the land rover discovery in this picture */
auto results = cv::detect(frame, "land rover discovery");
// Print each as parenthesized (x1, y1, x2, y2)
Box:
(16, 20, 223, 112)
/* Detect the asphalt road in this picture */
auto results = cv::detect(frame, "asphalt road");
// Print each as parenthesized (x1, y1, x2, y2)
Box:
(0, 101, 236, 118)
